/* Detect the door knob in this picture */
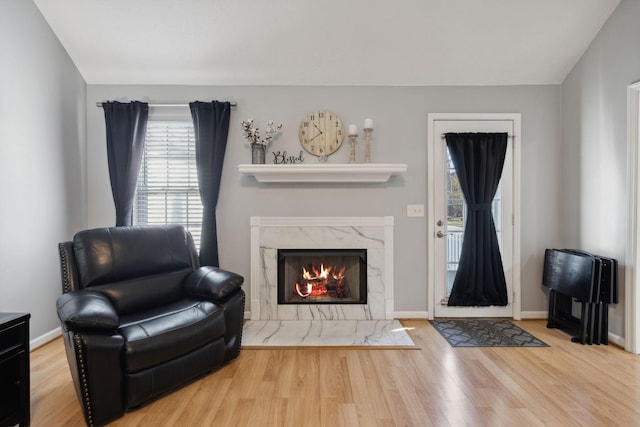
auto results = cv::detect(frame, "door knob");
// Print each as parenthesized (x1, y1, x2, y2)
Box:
(436, 220, 444, 226)
(436, 230, 446, 238)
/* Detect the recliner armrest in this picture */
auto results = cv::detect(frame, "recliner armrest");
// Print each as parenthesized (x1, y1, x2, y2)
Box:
(57, 290, 119, 331)
(184, 266, 244, 301)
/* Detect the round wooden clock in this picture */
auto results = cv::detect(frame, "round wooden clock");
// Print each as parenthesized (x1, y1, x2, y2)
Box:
(298, 110, 345, 158)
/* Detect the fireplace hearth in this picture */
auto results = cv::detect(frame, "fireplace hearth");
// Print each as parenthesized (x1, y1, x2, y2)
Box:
(278, 249, 367, 304)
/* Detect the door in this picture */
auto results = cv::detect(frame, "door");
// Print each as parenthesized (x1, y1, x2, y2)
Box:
(427, 114, 521, 319)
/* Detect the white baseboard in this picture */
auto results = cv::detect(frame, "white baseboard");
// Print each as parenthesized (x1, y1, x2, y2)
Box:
(520, 311, 548, 319)
(608, 332, 624, 347)
(416, 311, 547, 320)
(30, 327, 62, 350)
(398, 311, 548, 320)
(394, 311, 429, 319)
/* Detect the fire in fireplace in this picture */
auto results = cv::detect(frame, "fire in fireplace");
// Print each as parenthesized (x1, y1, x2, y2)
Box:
(277, 249, 367, 304)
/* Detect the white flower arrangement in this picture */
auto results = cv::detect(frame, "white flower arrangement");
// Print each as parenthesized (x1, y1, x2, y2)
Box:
(241, 118, 283, 146)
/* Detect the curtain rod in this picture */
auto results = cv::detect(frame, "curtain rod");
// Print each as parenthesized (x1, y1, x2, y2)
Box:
(96, 101, 237, 108)
(442, 133, 513, 138)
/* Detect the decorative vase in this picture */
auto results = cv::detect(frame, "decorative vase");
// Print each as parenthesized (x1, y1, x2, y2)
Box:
(251, 144, 266, 164)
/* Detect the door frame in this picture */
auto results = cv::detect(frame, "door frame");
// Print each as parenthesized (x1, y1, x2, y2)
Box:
(625, 81, 640, 353)
(427, 113, 522, 320)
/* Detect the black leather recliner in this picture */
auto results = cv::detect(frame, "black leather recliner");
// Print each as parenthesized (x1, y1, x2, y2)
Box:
(56, 225, 245, 426)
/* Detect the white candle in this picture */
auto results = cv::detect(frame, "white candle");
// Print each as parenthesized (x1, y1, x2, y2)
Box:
(364, 118, 373, 129)
(349, 124, 358, 136)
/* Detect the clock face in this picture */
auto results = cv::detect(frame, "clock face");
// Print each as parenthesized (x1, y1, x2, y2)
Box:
(298, 110, 345, 157)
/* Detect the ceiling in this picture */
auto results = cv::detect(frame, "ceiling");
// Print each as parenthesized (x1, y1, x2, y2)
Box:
(34, 0, 620, 86)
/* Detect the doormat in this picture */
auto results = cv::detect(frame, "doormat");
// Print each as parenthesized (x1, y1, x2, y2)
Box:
(430, 319, 548, 347)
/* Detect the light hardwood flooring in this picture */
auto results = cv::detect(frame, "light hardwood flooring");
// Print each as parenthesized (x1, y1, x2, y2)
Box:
(30, 320, 640, 426)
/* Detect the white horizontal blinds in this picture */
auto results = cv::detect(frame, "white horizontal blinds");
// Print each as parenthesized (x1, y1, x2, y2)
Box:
(135, 120, 203, 248)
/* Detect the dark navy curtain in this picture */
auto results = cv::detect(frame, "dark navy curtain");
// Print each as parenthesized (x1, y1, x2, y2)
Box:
(189, 101, 231, 267)
(445, 132, 509, 306)
(102, 101, 149, 226)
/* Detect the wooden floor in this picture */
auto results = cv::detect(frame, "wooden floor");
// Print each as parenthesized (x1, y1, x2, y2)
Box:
(30, 320, 640, 426)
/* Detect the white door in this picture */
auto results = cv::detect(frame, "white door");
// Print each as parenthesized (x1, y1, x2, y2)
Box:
(428, 114, 521, 318)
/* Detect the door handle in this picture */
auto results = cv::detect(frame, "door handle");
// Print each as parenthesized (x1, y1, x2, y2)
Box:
(436, 230, 446, 238)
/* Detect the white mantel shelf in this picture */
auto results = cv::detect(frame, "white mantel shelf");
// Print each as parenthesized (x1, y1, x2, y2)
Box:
(238, 163, 408, 183)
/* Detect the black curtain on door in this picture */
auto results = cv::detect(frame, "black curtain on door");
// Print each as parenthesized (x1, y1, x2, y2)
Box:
(189, 101, 231, 267)
(102, 101, 149, 226)
(445, 132, 509, 306)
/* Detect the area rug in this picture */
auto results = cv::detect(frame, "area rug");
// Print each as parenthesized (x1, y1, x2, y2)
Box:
(242, 319, 418, 349)
(430, 319, 548, 347)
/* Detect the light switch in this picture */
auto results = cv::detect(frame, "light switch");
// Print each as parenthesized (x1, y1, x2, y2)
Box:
(407, 204, 424, 217)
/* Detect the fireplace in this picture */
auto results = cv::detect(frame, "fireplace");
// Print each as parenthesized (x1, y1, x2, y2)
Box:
(277, 249, 367, 304)
(250, 216, 394, 320)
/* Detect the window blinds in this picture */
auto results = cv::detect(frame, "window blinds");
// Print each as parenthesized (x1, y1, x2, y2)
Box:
(135, 120, 203, 248)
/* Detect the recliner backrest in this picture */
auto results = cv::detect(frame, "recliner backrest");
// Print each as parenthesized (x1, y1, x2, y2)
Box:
(71, 225, 199, 314)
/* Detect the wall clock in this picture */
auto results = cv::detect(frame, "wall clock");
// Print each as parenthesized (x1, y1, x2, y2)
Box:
(298, 110, 345, 159)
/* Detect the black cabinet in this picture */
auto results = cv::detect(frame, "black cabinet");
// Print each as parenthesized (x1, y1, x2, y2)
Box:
(0, 313, 30, 427)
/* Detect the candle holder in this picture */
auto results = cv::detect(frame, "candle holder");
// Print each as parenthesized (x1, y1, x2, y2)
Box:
(364, 127, 373, 163)
(348, 133, 358, 163)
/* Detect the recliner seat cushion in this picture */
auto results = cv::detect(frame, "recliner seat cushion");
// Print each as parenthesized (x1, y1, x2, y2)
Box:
(119, 299, 225, 373)
(91, 269, 192, 315)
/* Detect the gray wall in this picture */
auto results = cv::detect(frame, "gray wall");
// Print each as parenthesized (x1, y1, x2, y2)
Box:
(86, 84, 562, 316)
(561, 0, 640, 337)
(0, 1, 86, 340)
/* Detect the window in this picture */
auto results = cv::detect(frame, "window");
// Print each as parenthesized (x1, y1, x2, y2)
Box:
(134, 119, 203, 248)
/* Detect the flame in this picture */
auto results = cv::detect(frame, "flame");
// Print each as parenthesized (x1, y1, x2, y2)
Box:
(302, 263, 332, 280)
(332, 265, 346, 280)
(320, 264, 330, 279)
(295, 262, 347, 299)
(295, 281, 312, 298)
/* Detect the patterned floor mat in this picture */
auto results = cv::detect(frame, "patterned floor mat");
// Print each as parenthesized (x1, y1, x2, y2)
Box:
(430, 319, 548, 347)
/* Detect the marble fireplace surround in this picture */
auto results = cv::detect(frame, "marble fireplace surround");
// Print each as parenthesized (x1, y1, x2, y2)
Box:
(250, 216, 394, 321)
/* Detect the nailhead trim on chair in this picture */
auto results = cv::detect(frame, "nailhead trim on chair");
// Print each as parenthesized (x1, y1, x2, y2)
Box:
(74, 332, 94, 427)
(59, 243, 71, 294)
(232, 292, 246, 361)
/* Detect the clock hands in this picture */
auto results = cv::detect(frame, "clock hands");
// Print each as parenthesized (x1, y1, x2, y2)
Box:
(306, 122, 323, 143)
(308, 132, 322, 143)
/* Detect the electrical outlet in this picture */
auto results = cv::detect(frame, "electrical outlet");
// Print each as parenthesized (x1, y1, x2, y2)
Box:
(407, 204, 424, 217)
